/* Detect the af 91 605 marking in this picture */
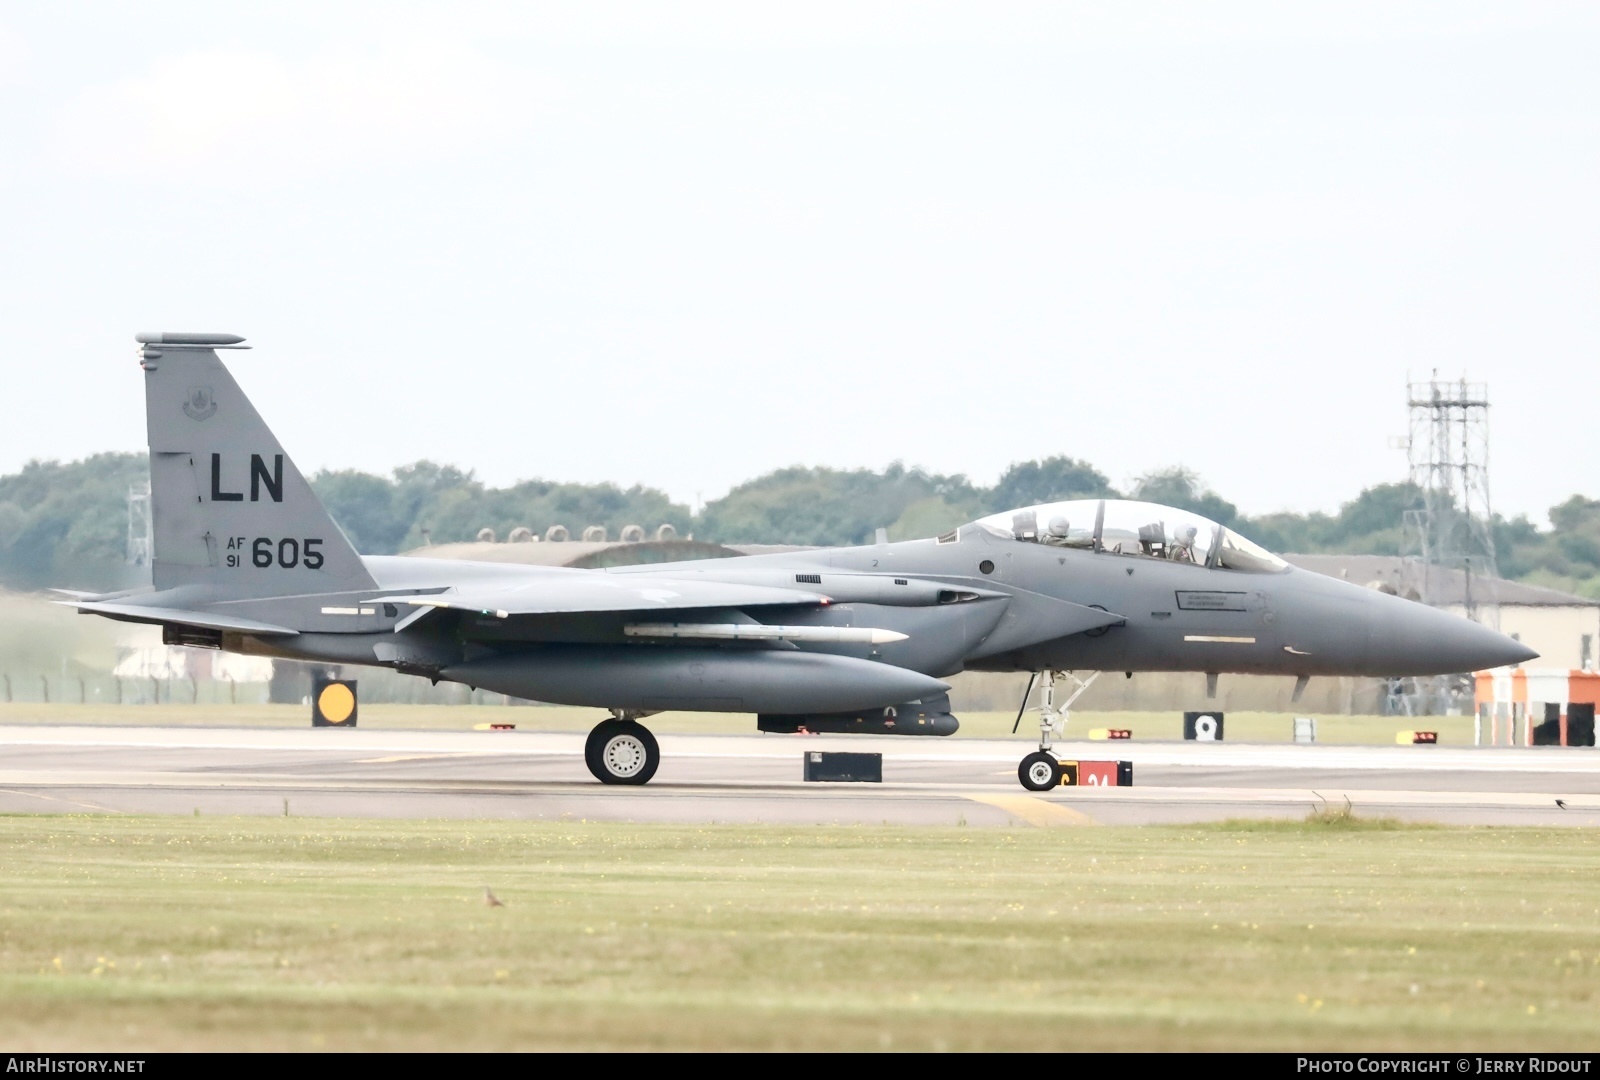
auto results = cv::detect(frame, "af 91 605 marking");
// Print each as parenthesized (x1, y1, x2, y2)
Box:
(223, 536, 325, 570)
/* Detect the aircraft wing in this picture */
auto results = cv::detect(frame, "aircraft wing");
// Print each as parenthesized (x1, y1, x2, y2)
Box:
(363, 577, 828, 620)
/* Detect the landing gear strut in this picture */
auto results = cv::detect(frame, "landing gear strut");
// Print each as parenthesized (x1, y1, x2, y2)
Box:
(585, 714, 661, 785)
(1015, 670, 1100, 791)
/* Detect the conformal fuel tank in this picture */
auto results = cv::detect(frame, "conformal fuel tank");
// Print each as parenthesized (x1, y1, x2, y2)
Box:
(443, 645, 951, 714)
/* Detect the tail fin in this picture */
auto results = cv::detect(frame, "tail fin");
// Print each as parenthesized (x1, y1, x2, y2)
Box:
(138, 332, 376, 597)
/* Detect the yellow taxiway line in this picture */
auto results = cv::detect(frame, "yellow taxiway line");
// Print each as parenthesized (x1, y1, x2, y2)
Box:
(962, 793, 1095, 826)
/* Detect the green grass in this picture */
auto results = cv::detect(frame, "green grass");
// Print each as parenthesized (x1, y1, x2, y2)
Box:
(0, 702, 1477, 744)
(1244, 804, 1409, 831)
(1, 817, 1596, 1050)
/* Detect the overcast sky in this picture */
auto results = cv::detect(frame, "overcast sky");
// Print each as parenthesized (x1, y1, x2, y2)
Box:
(1, 2, 1595, 521)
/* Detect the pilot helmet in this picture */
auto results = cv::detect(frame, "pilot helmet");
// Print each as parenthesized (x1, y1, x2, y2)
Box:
(1046, 516, 1071, 538)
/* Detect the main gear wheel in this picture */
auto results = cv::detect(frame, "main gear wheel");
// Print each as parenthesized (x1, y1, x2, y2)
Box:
(585, 718, 661, 785)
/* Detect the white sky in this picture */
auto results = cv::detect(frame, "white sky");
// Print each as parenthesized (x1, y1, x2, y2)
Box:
(1, 2, 1595, 521)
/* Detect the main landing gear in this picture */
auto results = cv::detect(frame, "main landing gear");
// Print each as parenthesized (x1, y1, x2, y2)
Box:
(1015, 670, 1101, 791)
(585, 713, 661, 785)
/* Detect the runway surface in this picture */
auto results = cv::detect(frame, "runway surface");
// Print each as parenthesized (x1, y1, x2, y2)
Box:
(0, 724, 1596, 826)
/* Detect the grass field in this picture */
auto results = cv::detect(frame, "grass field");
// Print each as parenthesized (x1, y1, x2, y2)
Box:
(0, 702, 1478, 744)
(1, 816, 1595, 1051)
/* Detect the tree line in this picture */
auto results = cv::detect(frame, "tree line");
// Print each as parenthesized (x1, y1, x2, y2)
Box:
(3, 451, 1598, 599)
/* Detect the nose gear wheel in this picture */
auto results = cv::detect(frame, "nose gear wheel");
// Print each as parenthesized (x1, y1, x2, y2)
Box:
(1019, 751, 1062, 791)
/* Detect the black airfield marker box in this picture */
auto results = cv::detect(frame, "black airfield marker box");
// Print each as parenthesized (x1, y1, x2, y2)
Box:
(312, 678, 358, 727)
(803, 751, 883, 783)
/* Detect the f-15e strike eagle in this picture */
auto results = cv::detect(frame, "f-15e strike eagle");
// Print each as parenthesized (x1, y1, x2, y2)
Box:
(63, 333, 1536, 790)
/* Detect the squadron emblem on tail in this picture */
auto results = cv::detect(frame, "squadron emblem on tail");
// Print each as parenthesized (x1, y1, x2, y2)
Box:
(182, 385, 217, 421)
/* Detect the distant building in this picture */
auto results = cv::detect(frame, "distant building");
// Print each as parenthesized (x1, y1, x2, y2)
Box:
(113, 645, 274, 683)
(1287, 554, 1599, 671)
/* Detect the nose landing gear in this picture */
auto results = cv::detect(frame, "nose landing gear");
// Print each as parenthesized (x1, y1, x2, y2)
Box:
(585, 713, 661, 785)
(1015, 670, 1101, 791)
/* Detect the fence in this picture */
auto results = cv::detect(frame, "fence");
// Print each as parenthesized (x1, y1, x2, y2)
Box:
(0, 670, 269, 706)
(0, 667, 525, 707)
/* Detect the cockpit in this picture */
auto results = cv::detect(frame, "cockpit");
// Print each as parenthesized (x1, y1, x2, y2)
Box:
(972, 499, 1289, 573)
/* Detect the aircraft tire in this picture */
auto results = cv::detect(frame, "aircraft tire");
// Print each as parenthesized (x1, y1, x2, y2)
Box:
(585, 719, 660, 785)
(1018, 751, 1061, 792)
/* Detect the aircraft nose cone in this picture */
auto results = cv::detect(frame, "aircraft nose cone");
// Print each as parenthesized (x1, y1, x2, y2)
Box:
(1370, 598, 1538, 675)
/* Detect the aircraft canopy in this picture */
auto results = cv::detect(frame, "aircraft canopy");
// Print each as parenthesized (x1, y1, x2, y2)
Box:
(973, 499, 1288, 573)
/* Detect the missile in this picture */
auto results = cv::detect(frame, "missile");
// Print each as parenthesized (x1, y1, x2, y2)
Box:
(623, 622, 907, 645)
(134, 332, 247, 345)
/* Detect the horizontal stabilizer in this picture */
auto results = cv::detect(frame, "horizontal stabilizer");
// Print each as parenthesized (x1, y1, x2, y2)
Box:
(364, 577, 827, 619)
(64, 600, 300, 636)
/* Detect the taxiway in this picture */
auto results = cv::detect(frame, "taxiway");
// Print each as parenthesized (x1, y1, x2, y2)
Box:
(0, 724, 1594, 826)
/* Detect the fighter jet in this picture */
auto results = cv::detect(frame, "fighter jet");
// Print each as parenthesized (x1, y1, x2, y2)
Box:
(65, 333, 1537, 790)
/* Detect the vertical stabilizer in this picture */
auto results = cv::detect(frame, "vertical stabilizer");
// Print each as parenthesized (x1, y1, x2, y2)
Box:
(137, 333, 375, 597)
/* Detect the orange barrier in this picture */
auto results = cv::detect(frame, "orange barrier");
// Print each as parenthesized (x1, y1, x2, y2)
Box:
(1475, 668, 1600, 746)
(1058, 760, 1133, 787)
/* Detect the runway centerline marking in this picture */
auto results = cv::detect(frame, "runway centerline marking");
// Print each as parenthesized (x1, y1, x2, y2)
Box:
(964, 793, 1094, 827)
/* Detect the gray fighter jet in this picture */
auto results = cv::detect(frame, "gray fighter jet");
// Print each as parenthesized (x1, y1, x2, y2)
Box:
(66, 333, 1537, 790)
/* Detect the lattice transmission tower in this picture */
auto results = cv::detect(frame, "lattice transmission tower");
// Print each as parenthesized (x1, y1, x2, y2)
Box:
(1382, 374, 1501, 717)
(126, 480, 152, 567)
(1402, 372, 1499, 625)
